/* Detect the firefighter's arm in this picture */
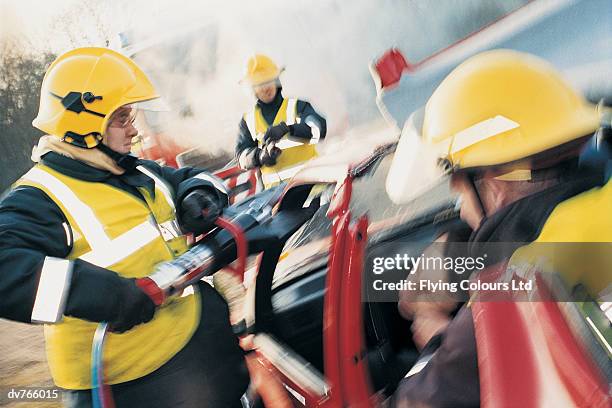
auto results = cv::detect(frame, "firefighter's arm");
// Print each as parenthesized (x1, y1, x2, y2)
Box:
(236, 118, 262, 170)
(391, 307, 480, 407)
(289, 100, 327, 142)
(137, 161, 230, 234)
(175, 174, 229, 234)
(0, 187, 154, 332)
(0, 187, 71, 323)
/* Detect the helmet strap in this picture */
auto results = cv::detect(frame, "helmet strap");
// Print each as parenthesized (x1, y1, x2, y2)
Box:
(96, 143, 138, 171)
(466, 172, 486, 221)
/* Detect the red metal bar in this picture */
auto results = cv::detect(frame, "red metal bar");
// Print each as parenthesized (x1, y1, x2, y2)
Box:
(214, 165, 244, 180)
(372, 0, 536, 87)
(247, 170, 259, 195)
(214, 217, 247, 281)
(339, 215, 374, 407)
(323, 176, 353, 407)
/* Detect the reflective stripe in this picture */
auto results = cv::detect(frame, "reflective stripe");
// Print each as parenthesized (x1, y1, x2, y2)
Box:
(233, 171, 254, 202)
(24, 166, 180, 267)
(136, 165, 175, 210)
(275, 139, 304, 150)
(304, 116, 321, 144)
(451, 115, 520, 154)
(261, 163, 306, 185)
(80, 218, 161, 268)
(405, 354, 434, 378)
(158, 219, 182, 241)
(286, 98, 297, 125)
(236, 171, 251, 185)
(245, 111, 257, 141)
(193, 172, 229, 196)
(31, 257, 73, 324)
(238, 149, 251, 167)
(22, 167, 111, 249)
(62, 222, 73, 247)
(247, 98, 296, 140)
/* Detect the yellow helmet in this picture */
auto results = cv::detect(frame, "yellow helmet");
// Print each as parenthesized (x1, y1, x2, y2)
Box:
(242, 54, 283, 86)
(33, 47, 159, 148)
(386, 50, 600, 204)
(423, 49, 599, 169)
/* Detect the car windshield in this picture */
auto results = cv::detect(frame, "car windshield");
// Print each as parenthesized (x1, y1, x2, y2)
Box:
(350, 153, 457, 243)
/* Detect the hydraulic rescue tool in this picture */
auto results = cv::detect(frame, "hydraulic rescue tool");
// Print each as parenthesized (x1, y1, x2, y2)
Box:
(91, 184, 320, 408)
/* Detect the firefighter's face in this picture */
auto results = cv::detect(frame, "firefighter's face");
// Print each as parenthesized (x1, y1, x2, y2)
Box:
(105, 106, 138, 154)
(253, 81, 277, 103)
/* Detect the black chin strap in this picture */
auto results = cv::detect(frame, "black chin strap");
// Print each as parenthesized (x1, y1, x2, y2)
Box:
(466, 172, 487, 221)
(96, 143, 138, 171)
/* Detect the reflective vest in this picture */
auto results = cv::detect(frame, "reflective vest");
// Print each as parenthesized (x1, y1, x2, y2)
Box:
(474, 179, 611, 407)
(17, 164, 199, 389)
(244, 98, 318, 188)
(520, 178, 612, 298)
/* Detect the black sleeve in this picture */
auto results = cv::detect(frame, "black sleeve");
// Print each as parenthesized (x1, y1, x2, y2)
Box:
(0, 186, 155, 325)
(391, 306, 480, 407)
(137, 159, 209, 191)
(235, 118, 261, 170)
(137, 160, 229, 213)
(0, 186, 71, 322)
(291, 100, 327, 141)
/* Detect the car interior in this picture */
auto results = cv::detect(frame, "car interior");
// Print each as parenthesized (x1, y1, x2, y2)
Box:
(249, 152, 466, 397)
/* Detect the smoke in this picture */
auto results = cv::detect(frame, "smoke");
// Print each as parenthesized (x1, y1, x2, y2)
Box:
(2, 0, 529, 157)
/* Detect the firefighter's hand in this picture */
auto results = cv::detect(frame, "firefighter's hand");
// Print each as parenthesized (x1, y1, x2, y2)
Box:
(179, 189, 224, 234)
(258, 144, 282, 167)
(65, 261, 156, 332)
(263, 122, 290, 144)
(411, 311, 451, 350)
(108, 279, 156, 333)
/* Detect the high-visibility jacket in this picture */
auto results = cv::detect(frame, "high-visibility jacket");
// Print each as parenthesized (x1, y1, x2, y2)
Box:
(244, 98, 318, 188)
(507, 177, 612, 298)
(472, 178, 611, 408)
(16, 163, 199, 389)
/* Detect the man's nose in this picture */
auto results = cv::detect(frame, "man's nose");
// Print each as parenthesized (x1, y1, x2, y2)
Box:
(126, 124, 139, 138)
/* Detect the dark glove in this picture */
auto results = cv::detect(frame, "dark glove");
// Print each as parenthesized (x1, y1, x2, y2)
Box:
(263, 122, 290, 144)
(258, 144, 282, 167)
(65, 260, 156, 333)
(287, 122, 313, 139)
(107, 279, 156, 333)
(179, 189, 224, 234)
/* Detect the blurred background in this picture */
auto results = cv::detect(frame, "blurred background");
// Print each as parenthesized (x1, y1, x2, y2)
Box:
(0, 1, 610, 405)
(0, 0, 533, 191)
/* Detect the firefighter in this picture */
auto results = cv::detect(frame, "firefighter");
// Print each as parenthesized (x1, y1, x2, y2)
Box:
(0, 47, 248, 407)
(386, 50, 610, 406)
(235, 54, 327, 189)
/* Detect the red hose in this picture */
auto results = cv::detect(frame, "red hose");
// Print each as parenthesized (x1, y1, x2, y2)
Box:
(214, 217, 248, 281)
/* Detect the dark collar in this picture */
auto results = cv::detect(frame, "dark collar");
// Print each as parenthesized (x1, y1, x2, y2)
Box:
(41, 152, 112, 182)
(468, 171, 604, 261)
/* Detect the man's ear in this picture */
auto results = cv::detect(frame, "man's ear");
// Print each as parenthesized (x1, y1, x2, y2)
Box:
(478, 176, 507, 216)
(451, 173, 485, 230)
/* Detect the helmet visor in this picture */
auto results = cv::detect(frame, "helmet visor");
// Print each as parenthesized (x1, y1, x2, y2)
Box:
(385, 107, 451, 204)
(132, 97, 170, 112)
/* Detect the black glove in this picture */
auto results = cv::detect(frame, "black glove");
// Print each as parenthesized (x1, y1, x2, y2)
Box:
(65, 260, 156, 333)
(107, 279, 156, 333)
(263, 122, 290, 144)
(179, 189, 224, 234)
(258, 144, 282, 167)
(287, 122, 313, 140)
